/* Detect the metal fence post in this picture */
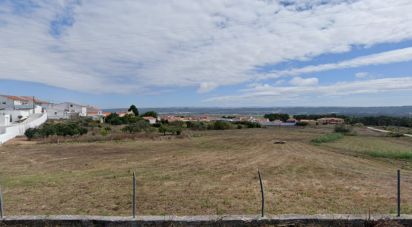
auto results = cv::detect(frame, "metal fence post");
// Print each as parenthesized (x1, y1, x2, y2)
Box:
(257, 169, 264, 218)
(0, 186, 4, 219)
(132, 172, 136, 218)
(397, 169, 401, 217)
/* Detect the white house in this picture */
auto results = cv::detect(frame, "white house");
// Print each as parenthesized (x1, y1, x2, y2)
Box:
(45, 102, 87, 119)
(86, 106, 105, 122)
(143, 116, 157, 124)
(0, 95, 32, 110)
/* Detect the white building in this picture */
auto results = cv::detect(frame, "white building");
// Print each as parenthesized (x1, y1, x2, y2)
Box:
(45, 102, 87, 119)
(143, 116, 157, 124)
(0, 95, 34, 110)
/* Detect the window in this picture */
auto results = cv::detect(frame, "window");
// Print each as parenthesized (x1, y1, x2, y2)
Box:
(1, 102, 5, 104)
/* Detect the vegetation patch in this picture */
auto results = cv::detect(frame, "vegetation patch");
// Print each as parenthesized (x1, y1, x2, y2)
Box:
(311, 133, 344, 144)
(365, 150, 412, 160)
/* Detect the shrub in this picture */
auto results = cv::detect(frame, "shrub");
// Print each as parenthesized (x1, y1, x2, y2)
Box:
(142, 111, 158, 118)
(365, 150, 412, 159)
(25, 122, 88, 139)
(311, 133, 344, 144)
(213, 121, 232, 130)
(99, 127, 111, 136)
(264, 113, 289, 122)
(186, 121, 208, 130)
(122, 120, 150, 133)
(296, 121, 309, 127)
(334, 124, 353, 134)
(387, 132, 404, 137)
(158, 124, 182, 135)
(24, 128, 39, 140)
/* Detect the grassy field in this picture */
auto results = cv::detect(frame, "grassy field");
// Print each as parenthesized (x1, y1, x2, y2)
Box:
(1, 126, 412, 216)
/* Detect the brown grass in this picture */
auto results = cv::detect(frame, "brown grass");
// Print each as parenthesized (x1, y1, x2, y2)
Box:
(1, 127, 412, 216)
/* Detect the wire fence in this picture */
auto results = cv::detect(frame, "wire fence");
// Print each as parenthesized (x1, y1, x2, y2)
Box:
(0, 169, 406, 218)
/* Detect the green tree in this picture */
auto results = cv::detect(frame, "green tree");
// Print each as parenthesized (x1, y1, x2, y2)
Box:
(25, 128, 38, 140)
(159, 125, 168, 135)
(122, 120, 150, 133)
(128, 105, 139, 116)
(264, 113, 290, 122)
(142, 111, 158, 118)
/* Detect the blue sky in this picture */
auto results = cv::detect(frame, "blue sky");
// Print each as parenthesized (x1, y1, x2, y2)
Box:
(1, 0, 412, 108)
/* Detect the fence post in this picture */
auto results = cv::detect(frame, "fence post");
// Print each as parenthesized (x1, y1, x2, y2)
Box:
(257, 169, 264, 217)
(0, 186, 4, 219)
(132, 172, 136, 218)
(397, 169, 400, 217)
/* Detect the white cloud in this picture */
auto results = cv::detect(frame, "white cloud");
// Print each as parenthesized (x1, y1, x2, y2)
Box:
(206, 77, 412, 104)
(355, 72, 369, 79)
(0, 0, 412, 94)
(289, 77, 319, 86)
(262, 47, 412, 79)
(198, 82, 218, 93)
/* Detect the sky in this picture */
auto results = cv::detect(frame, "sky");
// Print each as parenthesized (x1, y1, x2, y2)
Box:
(1, 0, 412, 108)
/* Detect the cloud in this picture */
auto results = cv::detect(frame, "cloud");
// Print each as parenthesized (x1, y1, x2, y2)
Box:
(0, 0, 412, 95)
(262, 47, 412, 79)
(355, 72, 369, 78)
(198, 82, 218, 93)
(206, 77, 412, 104)
(289, 77, 319, 86)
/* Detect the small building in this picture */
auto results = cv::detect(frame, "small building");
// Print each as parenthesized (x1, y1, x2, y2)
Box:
(45, 102, 87, 119)
(143, 116, 157, 124)
(299, 119, 317, 125)
(317, 117, 345, 125)
(86, 106, 105, 122)
(0, 95, 33, 110)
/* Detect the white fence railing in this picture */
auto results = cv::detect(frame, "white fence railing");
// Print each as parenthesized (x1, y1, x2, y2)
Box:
(0, 113, 48, 144)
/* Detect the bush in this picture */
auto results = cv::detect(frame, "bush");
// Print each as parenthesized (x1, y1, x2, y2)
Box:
(186, 121, 208, 130)
(99, 126, 111, 136)
(334, 124, 353, 134)
(122, 120, 150, 133)
(365, 150, 412, 159)
(24, 128, 39, 140)
(25, 122, 88, 139)
(311, 133, 344, 144)
(142, 111, 158, 118)
(387, 132, 404, 137)
(158, 124, 182, 135)
(264, 113, 289, 122)
(296, 121, 309, 127)
(213, 121, 232, 130)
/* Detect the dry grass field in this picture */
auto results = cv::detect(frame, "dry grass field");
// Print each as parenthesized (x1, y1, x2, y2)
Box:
(1, 126, 412, 216)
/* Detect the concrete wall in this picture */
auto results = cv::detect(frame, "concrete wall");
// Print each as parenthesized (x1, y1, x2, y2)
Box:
(1, 215, 412, 227)
(0, 113, 47, 144)
(0, 114, 10, 127)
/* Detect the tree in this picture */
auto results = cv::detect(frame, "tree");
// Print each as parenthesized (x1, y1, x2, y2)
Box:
(25, 128, 38, 140)
(159, 125, 168, 135)
(142, 111, 158, 118)
(105, 113, 123, 125)
(122, 120, 150, 133)
(128, 105, 139, 116)
(264, 113, 289, 122)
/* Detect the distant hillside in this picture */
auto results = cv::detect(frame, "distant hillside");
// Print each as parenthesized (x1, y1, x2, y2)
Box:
(104, 106, 412, 117)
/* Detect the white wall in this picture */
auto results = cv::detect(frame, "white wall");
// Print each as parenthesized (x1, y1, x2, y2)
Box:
(0, 114, 11, 126)
(0, 113, 48, 144)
